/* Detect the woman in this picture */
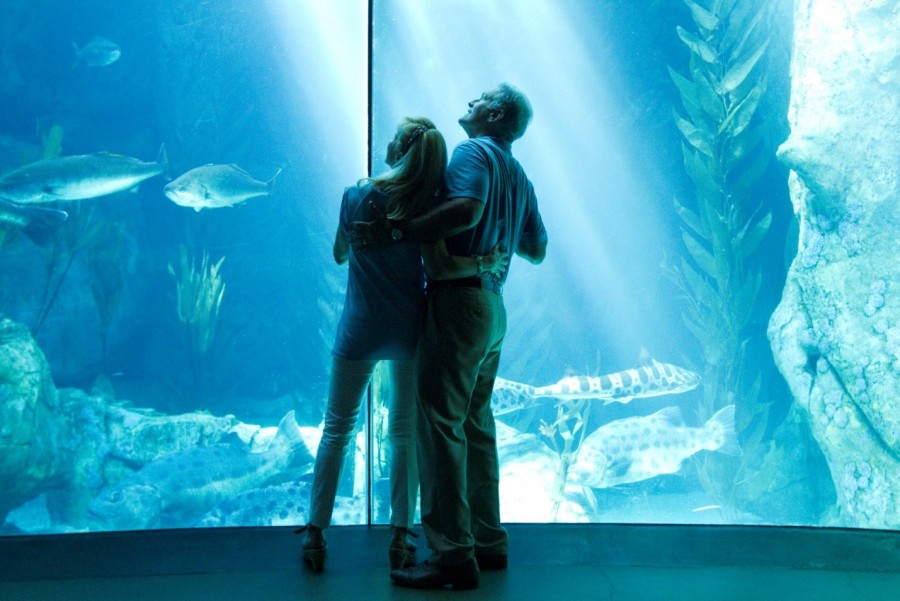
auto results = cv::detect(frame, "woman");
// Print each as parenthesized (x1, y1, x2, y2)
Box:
(299, 117, 507, 572)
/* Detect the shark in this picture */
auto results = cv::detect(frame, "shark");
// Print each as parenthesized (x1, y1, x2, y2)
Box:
(530, 359, 701, 404)
(491, 358, 701, 415)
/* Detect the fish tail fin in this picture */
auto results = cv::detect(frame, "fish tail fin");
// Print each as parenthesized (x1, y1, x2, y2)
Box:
(273, 410, 313, 467)
(21, 206, 69, 246)
(707, 404, 742, 456)
(155, 143, 170, 179)
(274, 410, 302, 444)
(266, 167, 284, 194)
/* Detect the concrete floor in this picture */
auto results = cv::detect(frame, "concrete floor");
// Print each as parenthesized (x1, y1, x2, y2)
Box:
(2, 524, 898, 600)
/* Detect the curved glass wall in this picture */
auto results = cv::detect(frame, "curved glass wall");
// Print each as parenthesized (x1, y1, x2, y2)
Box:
(1, 0, 897, 535)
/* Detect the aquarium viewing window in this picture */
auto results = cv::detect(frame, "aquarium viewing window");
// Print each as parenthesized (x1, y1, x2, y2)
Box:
(0, 0, 897, 536)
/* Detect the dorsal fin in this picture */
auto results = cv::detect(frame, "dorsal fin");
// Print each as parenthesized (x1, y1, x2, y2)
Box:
(650, 406, 683, 425)
(638, 347, 652, 366)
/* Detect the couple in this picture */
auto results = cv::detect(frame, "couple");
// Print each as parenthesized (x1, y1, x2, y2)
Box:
(301, 83, 548, 591)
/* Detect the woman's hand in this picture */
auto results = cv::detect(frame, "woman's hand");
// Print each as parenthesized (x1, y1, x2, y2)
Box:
(480, 244, 509, 276)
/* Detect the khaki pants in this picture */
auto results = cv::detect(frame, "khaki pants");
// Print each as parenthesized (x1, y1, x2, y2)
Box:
(416, 286, 509, 565)
(309, 356, 418, 529)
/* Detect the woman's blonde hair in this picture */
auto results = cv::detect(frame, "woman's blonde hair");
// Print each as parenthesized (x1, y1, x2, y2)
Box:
(367, 116, 447, 221)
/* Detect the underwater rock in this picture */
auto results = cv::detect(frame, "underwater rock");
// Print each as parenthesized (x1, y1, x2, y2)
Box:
(735, 404, 836, 524)
(0, 316, 312, 532)
(103, 405, 239, 466)
(0, 318, 66, 522)
(769, 0, 900, 528)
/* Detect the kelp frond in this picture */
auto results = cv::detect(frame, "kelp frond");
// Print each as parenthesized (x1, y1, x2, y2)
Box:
(168, 245, 226, 355)
(667, 0, 777, 507)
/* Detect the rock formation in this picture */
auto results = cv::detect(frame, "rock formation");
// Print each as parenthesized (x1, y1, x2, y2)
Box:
(0, 316, 245, 531)
(0, 318, 66, 522)
(769, 0, 900, 528)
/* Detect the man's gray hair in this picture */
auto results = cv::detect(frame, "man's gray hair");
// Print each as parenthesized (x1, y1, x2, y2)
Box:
(488, 83, 533, 142)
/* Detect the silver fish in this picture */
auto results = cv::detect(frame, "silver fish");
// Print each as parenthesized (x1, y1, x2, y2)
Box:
(73, 36, 121, 67)
(87, 410, 311, 530)
(531, 359, 701, 404)
(0, 145, 168, 204)
(164, 164, 281, 211)
(0, 200, 68, 246)
(568, 405, 740, 489)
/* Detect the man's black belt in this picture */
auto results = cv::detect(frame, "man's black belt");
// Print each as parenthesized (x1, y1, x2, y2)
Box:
(426, 276, 503, 296)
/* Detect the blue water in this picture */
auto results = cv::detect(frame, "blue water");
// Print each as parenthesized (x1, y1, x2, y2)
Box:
(0, 0, 847, 534)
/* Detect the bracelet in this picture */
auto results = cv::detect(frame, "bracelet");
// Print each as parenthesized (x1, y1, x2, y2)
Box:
(473, 254, 485, 274)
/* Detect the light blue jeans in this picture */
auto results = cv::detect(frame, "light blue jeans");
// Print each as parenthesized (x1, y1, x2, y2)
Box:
(308, 356, 418, 529)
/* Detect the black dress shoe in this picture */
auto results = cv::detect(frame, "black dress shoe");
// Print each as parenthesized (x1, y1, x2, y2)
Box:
(476, 553, 508, 570)
(390, 559, 479, 590)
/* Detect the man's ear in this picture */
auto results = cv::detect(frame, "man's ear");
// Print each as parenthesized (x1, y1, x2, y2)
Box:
(487, 109, 505, 123)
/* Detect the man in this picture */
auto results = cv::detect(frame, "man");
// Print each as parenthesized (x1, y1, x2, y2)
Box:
(388, 83, 548, 590)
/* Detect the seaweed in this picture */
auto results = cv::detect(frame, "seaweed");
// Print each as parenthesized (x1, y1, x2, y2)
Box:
(32, 203, 106, 335)
(665, 0, 778, 508)
(86, 217, 127, 374)
(538, 397, 591, 522)
(167, 245, 226, 401)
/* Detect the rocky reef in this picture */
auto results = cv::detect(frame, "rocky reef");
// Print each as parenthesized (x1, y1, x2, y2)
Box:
(0, 316, 303, 532)
(0, 318, 66, 521)
(769, 0, 900, 528)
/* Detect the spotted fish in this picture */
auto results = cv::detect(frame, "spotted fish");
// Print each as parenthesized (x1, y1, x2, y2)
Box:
(193, 481, 366, 528)
(491, 377, 538, 415)
(87, 410, 311, 530)
(568, 405, 740, 489)
(530, 359, 700, 404)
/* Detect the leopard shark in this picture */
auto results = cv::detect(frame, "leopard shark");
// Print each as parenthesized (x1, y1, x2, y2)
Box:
(492, 358, 700, 415)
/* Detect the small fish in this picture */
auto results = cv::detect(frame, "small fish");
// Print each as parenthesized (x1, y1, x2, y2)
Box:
(568, 405, 740, 489)
(164, 164, 281, 211)
(0, 199, 68, 246)
(531, 359, 700, 404)
(87, 410, 311, 530)
(72, 36, 121, 67)
(0, 145, 168, 204)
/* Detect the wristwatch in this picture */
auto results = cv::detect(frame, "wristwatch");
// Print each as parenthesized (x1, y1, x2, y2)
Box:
(391, 227, 404, 241)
